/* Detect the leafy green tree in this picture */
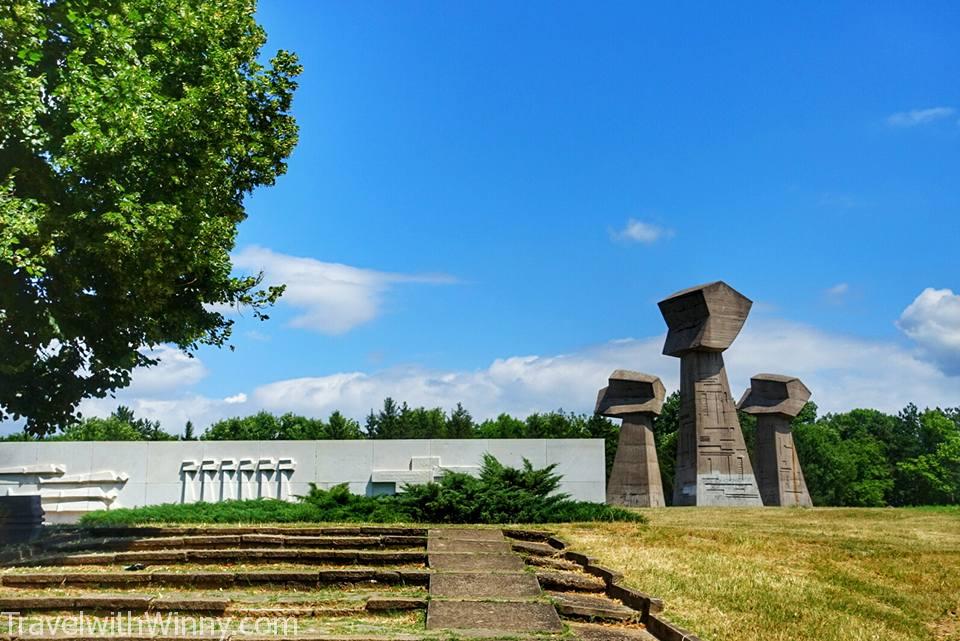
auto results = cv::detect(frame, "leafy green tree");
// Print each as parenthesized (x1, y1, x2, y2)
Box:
(445, 403, 474, 438)
(325, 411, 362, 440)
(584, 413, 618, 481)
(793, 416, 893, 506)
(275, 412, 324, 439)
(203, 411, 280, 441)
(365, 398, 403, 439)
(181, 420, 196, 441)
(524, 410, 586, 438)
(0, 430, 33, 442)
(945, 407, 960, 429)
(656, 430, 678, 504)
(400, 406, 447, 439)
(893, 409, 959, 504)
(897, 432, 960, 505)
(652, 391, 680, 504)
(0, 0, 300, 435)
(53, 416, 143, 441)
(477, 413, 526, 438)
(110, 405, 174, 440)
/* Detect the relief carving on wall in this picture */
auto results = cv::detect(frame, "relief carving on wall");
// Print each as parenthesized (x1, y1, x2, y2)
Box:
(179, 457, 296, 503)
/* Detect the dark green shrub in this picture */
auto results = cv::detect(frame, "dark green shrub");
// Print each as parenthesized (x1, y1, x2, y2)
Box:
(396, 454, 643, 524)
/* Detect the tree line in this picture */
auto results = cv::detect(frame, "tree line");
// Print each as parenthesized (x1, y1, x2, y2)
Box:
(3, 395, 958, 507)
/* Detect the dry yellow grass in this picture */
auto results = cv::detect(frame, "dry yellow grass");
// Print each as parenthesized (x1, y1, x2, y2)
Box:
(557, 507, 960, 641)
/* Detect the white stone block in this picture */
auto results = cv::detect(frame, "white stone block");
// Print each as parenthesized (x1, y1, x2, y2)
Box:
(316, 441, 372, 484)
(547, 439, 604, 482)
(145, 442, 189, 483)
(429, 439, 490, 468)
(90, 442, 146, 485)
(372, 440, 428, 470)
(486, 439, 548, 468)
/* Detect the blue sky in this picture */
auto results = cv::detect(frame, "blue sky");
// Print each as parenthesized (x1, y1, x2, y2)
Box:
(18, 2, 960, 433)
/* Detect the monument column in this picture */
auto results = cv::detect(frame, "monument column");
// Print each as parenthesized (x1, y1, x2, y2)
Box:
(658, 281, 763, 507)
(738, 374, 814, 507)
(596, 370, 666, 508)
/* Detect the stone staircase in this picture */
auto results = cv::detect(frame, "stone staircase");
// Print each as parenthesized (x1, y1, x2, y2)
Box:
(0, 525, 699, 641)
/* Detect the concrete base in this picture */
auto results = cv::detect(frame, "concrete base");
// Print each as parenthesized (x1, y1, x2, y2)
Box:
(754, 415, 813, 507)
(606, 414, 665, 507)
(673, 352, 763, 506)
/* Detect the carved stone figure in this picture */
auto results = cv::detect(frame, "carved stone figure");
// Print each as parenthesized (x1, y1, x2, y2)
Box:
(596, 370, 666, 507)
(738, 374, 814, 507)
(658, 281, 763, 506)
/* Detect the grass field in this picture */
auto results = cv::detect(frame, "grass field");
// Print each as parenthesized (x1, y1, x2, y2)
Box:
(557, 507, 960, 641)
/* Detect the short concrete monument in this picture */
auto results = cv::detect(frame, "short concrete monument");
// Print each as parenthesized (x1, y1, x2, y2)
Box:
(738, 374, 814, 507)
(658, 281, 763, 506)
(596, 370, 666, 507)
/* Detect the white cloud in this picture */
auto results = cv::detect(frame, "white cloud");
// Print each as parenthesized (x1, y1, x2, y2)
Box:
(251, 338, 672, 421)
(119, 345, 207, 396)
(42, 311, 960, 435)
(897, 288, 960, 374)
(886, 107, 956, 127)
(611, 219, 673, 245)
(826, 282, 849, 297)
(230, 246, 456, 334)
(245, 320, 959, 422)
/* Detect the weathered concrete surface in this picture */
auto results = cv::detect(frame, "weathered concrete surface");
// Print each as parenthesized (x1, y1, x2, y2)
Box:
(535, 570, 606, 592)
(428, 552, 525, 572)
(738, 374, 814, 507)
(427, 527, 563, 634)
(426, 601, 564, 633)
(570, 622, 659, 641)
(607, 414, 665, 508)
(430, 527, 505, 541)
(430, 572, 542, 599)
(511, 540, 559, 557)
(596, 370, 666, 416)
(364, 596, 428, 611)
(596, 371, 666, 508)
(523, 554, 582, 572)
(428, 538, 512, 553)
(548, 592, 640, 621)
(659, 282, 763, 507)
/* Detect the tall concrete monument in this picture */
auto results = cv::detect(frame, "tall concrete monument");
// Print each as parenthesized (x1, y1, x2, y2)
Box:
(596, 370, 666, 507)
(738, 374, 814, 507)
(658, 281, 763, 506)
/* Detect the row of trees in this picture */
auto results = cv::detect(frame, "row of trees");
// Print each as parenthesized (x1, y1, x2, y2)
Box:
(3, 396, 958, 506)
(652, 394, 960, 507)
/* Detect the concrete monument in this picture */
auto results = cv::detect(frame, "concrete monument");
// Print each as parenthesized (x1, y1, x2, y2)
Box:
(658, 281, 763, 506)
(738, 374, 814, 507)
(596, 370, 666, 507)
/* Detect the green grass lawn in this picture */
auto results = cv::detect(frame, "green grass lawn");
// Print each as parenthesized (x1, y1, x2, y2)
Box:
(557, 507, 960, 641)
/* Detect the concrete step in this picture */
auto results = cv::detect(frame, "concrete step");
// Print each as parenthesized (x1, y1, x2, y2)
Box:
(429, 572, 542, 599)
(12, 548, 426, 567)
(548, 592, 640, 622)
(426, 600, 563, 633)
(534, 570, 606, 592)
(0, 593, 427, 616)
(47, 534, 426, 553)
(1, 568, 430, 588)
(78, 526, 428, 538)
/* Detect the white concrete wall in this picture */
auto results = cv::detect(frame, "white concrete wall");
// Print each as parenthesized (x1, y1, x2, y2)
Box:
(0, 439, 606, 522)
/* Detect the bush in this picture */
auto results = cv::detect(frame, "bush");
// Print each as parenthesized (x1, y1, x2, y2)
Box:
(80, 455, 644, 526)
(395, 454, 641, 523)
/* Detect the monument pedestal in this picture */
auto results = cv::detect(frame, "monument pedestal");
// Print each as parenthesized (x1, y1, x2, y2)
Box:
(673, 351, 763, 506)
(606, 413, 665, 508)
(738, 373, 814, 507)
(754, 416, 813, 507)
